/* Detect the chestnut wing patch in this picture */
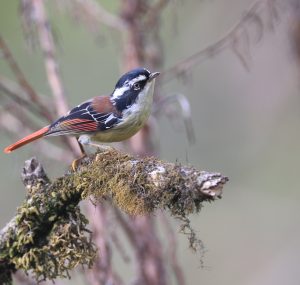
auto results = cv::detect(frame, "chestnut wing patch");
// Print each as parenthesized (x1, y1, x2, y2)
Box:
(46, 98, 122, 136)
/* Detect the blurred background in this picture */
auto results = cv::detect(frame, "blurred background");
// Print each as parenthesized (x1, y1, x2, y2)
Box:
(1, 0, 300, 284)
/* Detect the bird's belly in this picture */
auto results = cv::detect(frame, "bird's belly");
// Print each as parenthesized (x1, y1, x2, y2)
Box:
(91, 124, 142, 142)
(91, 107, 150, 143)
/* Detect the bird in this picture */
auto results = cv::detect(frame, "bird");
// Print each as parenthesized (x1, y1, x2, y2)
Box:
(4, 67, 160, 169)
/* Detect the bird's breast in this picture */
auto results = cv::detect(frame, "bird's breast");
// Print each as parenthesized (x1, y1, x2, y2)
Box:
(91, 81, 154, 143)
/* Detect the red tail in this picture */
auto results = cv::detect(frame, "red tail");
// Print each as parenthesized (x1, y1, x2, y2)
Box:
(4, 126, 50, 153)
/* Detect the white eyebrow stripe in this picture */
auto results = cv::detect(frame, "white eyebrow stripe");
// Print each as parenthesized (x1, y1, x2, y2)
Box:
(127, 75, 147, 85)
(111, 75, 147, 99)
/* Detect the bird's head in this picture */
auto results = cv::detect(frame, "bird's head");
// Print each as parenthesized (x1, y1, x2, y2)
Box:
(111, 68, 160, 111)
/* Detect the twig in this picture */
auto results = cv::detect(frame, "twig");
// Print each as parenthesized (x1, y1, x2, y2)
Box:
(0, 36, 53, 121)
(29, 0, 81, 156)
(114, 208, 167, 285)
(113, 207, 141, 247)
(30, 0, 68, 117)
(160, 213, 186, 285)
(144, 0, 170, 27)
(153, 94, 196, 144)
(70, 0, 126, 32)
(0, 75, 50, 121)
(162, 0, 278, 82)
(110, 227, 131, 263)
(86, 205, 123, 285)
(1, 103, 45, 134)
(131, 216, 167, 285)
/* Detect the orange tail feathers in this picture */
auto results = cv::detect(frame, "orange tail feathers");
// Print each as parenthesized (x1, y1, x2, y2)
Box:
(4, 126, 50, 153)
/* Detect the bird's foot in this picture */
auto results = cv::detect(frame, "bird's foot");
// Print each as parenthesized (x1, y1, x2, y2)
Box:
(71, 154, 87, 171)
(73, 136, 114, 171)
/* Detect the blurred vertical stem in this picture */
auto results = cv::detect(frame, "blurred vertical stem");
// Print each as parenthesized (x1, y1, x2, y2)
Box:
(31, 0, 80, 156)
(32, 0, 68, 117)
(118, 1, 170, 285)
(85, 1, 175, 285)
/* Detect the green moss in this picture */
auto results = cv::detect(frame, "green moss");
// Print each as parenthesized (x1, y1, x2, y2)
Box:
(0, 149, 223, 283)
(12, 207, 96, 281)
(1, 165, 96, 283)
(77, 150, 212, 217)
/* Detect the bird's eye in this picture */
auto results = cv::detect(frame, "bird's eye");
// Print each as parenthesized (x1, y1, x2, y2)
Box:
(133, 82, 140, 90)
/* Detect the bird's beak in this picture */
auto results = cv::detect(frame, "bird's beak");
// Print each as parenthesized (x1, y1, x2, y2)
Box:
(149, 72, 160, 81)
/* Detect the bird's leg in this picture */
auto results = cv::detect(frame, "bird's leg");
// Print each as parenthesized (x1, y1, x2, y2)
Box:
(72, 135, 115, 171)
(84, 142, 113, 152)
(78, 135, 114, 153)
(71, 137, 87, 171)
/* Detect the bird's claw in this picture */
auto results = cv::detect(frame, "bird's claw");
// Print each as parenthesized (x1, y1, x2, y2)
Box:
(71, 154, 87, 171)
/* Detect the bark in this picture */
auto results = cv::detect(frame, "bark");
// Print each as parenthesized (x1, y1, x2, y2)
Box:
(0, 150, 227, 284)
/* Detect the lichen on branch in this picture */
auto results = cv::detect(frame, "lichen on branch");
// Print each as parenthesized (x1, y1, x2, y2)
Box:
(0, 158, 96, 284)
(0, 149, 228, 284)
(79, 150, 227, 216)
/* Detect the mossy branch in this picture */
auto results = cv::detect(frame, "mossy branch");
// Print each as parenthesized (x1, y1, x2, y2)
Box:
(0, 149, 228, 284)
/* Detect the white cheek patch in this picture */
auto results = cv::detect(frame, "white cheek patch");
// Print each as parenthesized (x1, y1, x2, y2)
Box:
(112, 85, 130, 99)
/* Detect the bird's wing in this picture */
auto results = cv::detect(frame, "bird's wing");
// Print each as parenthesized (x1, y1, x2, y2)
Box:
(46, 96, 121, 136)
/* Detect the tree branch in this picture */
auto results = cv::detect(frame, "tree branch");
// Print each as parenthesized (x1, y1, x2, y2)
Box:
(30, 0, 68, 117)
(0, 75, 50, 121)
(70, 0, 126, 32)
(161, 0, 280, 82)
(0, 149, 228, 284)
(29, 0, 80, 156)
(0, 36, 53, 121)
